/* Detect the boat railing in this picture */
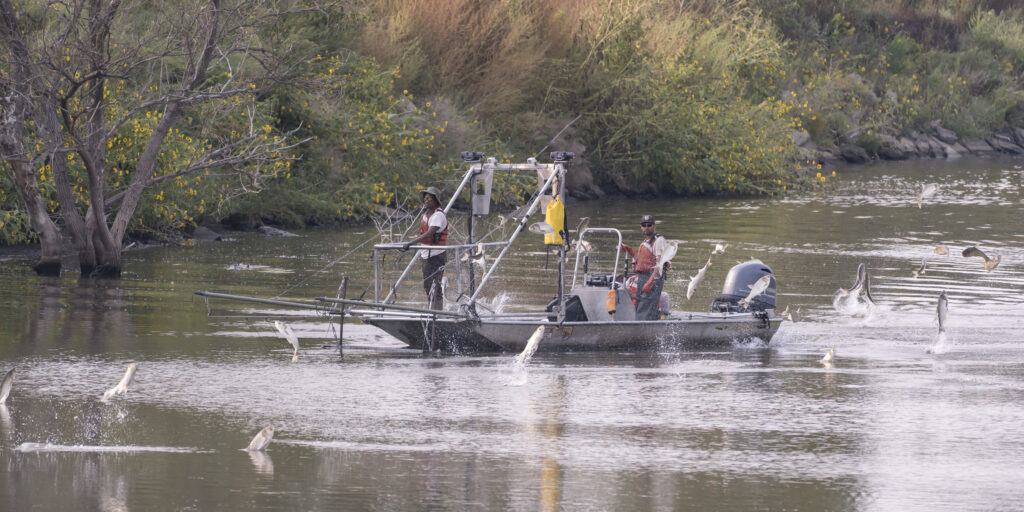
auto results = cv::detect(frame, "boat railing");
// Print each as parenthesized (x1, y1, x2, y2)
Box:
(570, 228, 624, 290)
(374, 157, 568, 315)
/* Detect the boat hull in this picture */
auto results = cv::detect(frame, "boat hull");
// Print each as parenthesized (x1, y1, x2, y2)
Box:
(362, 312, 781, 354)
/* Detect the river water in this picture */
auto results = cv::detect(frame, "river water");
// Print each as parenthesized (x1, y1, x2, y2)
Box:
(1, 158, 1022, 511)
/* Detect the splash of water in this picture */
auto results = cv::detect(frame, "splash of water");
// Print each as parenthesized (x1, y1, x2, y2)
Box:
(927, 332, 950, 354)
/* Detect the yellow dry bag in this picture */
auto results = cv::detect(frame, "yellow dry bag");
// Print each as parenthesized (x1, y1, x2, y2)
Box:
(544, 195, 564, 245)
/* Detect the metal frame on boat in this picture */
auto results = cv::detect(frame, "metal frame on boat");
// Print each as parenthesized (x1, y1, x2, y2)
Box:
(196, 151, 782, 354)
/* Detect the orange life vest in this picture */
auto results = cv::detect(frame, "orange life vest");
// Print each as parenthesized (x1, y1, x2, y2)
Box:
(634, 234, 661, 273)
(419, 211, 448, 245)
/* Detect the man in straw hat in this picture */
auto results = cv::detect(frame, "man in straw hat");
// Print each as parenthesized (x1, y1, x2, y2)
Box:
(402, 187, 449, 310)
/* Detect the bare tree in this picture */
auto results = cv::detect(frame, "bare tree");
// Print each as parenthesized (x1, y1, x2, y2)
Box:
(0, 0, 325, 276)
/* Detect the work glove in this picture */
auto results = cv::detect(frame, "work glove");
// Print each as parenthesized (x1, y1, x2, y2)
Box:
(401, 242, 412, 252)
(642, 277, 654, 294)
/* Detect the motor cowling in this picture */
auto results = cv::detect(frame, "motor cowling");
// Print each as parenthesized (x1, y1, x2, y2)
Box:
(710, 261, 777, 313)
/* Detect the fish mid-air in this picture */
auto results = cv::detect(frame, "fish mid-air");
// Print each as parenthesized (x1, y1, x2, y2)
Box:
(912, 257, 927, 278)
(916, 183, 938, 208)
(961, 246, 1001, 272)
(0, 368, 15, 405)
(273, 321, 300, 361)
(933, 245, 949, 257)
(528, 222, 553, 235)
(461, 242, 487, 272)
(570, 239, 593, 256)
(515, 325, 546, 365)
(738, 274, 772, 309)
(686, 258, 712, 300)
(658, 240, 680, 269)
(247, 425, 275, 451)
(936, 291, 948, 334)
(575, 217, 590, 236)
(101, 363, 138, 402)
(841, 263, 877, 305)
(712, 243, 729, 255)
(820, 348, 835, 364)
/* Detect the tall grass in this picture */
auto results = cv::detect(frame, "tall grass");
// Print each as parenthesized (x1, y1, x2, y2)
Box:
(359, 0, 574, 117)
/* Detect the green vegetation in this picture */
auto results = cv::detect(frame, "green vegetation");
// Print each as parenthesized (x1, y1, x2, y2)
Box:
(3, 0, 1023, 245)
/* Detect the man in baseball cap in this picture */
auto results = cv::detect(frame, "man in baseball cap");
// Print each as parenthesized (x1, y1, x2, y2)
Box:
(619, 215, 668, 320)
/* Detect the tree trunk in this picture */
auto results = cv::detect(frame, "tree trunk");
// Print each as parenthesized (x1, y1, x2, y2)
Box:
(39, 97, 95, 273)
(0, 0, 62, 274)
(7, 157, 63, 275)
(86, 206, 120, 277)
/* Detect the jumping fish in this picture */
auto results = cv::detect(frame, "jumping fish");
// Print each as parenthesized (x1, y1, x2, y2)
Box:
(571, 239, 593, 255)
(101, 363, 138, 402)
(846, 263, 877, 305)
(575, 217, 590, 236)
(247, 426, 275, 451)
(820, 348, 835, 364)
(778, 306, 794, 322)
(912, 257, 927, 278)
(937, 291, 948, 333)
(0, 368, 14, 405)
(515, 325, 546, 365)
(461, 242, 487, 272)
(686, 258, 712, 300)
(933, 245, 949, 256)
(712, 243, 729, 255)
(916, 183, 937, 208)
(273, 321, 300, 360)
(528, 222, 553, 235)
(738, 274, 771, 308)
(658, 240, 679, 269)
(440, 276, 451, 300)
(962, 246, 1000, 272)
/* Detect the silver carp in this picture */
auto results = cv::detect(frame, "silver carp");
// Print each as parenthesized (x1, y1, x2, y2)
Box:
(273, 321, 300, 360)
(247, 425, 275, 451)
(528, 222, 553, 235)
(912, 257, 927, 278)
(739, 275, 771, 308)
(658, 240, 679, 269)
(916, 183, 938, 208)
(0, 368, 14, 405)
(937, 291, 948, 333)
(101, 363, 138, 402)
(820, 348, 835, 364)
(515, 325, 546, 365)
(847, 263, 876, 305)
(686, 258, 712, 300)
(962, 246, 1001, 272)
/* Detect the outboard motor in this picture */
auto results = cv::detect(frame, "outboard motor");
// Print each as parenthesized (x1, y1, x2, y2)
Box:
(710, 260, 777, 313)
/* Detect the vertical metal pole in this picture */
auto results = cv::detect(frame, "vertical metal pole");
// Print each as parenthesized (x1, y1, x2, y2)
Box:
(468, 171, 476, 295)
(373, 248, 380, 302)
(430, 314, 437, 352)
(338, 276, 348, 357)
(556, 165, 567, 323)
